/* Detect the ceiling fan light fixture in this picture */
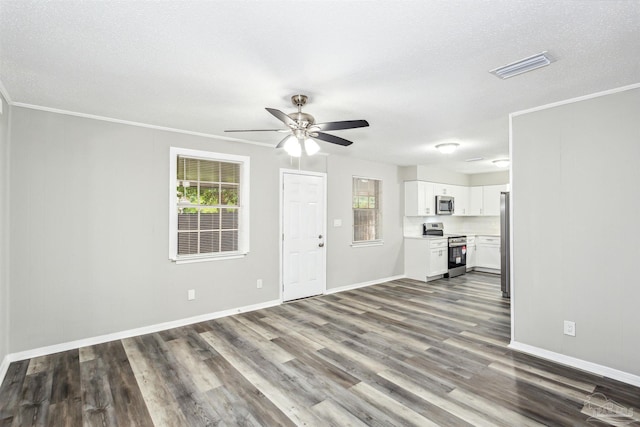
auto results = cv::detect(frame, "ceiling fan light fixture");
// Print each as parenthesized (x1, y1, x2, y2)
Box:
(493, 159, 510, 167)
(490, 51, 554, 79)
(436, 143, 459, 154)
(304, 138, 320, 156)
(284, 136, 302, 157)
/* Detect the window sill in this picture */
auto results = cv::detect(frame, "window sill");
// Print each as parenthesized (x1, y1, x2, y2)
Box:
(172, 253, 247, 264)
(351, 241, 384, 248)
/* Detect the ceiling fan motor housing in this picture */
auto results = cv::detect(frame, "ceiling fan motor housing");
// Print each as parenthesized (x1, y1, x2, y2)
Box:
(287, 111, 315, 127)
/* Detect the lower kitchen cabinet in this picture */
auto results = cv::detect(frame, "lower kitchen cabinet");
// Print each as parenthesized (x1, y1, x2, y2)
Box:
(476, 235, 500, 270)
(466, 236, 476, 270)
(428, 246, 448, 276)
(404, 237, 448, 281)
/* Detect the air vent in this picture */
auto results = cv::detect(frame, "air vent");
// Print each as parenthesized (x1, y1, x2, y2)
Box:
(465, 157, 484, 162)
(490, 51, 554, 79)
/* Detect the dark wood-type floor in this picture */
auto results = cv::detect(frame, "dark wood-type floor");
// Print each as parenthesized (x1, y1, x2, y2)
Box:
(1, 272, 639, 426)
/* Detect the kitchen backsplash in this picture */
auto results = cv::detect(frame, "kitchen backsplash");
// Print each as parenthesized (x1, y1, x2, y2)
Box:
(403, 215, 500, 236)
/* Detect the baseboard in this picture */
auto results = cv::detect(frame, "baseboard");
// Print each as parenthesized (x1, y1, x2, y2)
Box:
(509, 341, 640, 388)
(4, 299, 281, 370)
(325, 275, 406, 295)
(470, 267, 500, 275)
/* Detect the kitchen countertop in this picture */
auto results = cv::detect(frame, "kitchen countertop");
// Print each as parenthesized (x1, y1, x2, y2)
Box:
(404, 233, 500, 239)
(404, 235, 447, 240)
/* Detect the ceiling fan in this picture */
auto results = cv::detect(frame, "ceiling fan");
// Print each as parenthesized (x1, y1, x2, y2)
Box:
(225, 94, 369, 157)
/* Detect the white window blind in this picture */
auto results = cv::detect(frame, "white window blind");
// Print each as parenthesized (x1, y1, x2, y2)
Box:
(170, 148, 249, 262)
(352, 177, 382, 243)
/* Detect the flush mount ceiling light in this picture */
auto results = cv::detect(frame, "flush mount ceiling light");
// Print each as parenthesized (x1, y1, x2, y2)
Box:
(489, 51, 554, 79)
(493, 159, 510, 167)
(435, 143, 459, 154)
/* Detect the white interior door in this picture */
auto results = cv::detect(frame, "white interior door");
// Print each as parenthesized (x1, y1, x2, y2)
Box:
(282, 172, 326, 302)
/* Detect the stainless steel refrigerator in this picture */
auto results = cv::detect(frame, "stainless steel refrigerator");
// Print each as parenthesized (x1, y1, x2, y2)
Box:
(500, 192, 510, 298)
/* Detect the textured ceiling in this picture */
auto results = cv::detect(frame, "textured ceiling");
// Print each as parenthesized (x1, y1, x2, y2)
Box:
(1, 0, 639, 173)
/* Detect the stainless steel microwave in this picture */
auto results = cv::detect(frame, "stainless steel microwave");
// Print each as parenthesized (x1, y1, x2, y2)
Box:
(435, 195, 455, 215)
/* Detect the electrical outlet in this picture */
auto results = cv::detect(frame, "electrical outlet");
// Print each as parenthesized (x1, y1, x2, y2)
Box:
(563, 320, 576, 336)
(256, 279, 263, 289)
(188, 289, 195, 300)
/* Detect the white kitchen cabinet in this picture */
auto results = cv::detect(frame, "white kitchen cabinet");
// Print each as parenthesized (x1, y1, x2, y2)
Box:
(482, 184, 508, 216)
(476, 235, 501, 270)
(404, 181, 435, 216)
(428, 247, 448, 277)
(404, 237, 448, 281)
(433, 183, 454, 196)
(468, 187, 483, 216)
(466, 236, 476, 269)
(451, 185, 469, 216)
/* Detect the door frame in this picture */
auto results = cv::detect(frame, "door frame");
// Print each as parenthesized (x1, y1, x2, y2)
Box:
(279, 168, 328, 302)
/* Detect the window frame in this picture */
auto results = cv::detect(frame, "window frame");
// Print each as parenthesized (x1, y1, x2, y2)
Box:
(169, 147, 250, 263)
(351, 175, 383, 246)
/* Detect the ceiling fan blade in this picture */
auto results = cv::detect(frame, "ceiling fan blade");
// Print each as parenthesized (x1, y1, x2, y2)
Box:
(314, 120, 369, 131)
(276, 135, 292, 148)
(313, 132, 354, 146)
(266, 108, 297, 127)
(224, 129, 288, 132)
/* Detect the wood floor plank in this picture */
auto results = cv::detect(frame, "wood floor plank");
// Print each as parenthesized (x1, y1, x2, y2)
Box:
(79, 358, 119, 427)
(203, 354, 296, 427)
(92, 341, 154, 426)
(122, 336, 190, 427)
(165, 338, 222, 392)
(200, 329, 323, 426)
(311, 399, 370, 427)
(348, 381, 442, 427)
(0, 360, 29, 422)
(136, 334, 222, 426)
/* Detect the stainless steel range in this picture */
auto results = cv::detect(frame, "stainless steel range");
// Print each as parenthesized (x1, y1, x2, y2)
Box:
(446, 235, 467, 278)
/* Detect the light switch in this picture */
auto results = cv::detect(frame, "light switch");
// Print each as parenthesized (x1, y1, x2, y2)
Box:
(333, 219, 342, 227)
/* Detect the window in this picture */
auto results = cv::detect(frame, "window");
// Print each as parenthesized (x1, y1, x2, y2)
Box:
(169, 147, 250, 262)
(352, 177, 382, 243)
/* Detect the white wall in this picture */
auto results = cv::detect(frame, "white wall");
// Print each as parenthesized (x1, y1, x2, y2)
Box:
(7, 106, 406, 354)
(326, 155, 404, 289)
(0, 94, 9, 364)
(8, 106, 329, 353)
(512, 86, 640, 377)
(400, 165, 471, 186)
(469, 170, 509, 186)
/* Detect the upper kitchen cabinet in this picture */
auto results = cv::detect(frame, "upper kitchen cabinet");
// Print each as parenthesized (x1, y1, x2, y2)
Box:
(468, 186, 483, 216)
(451, 185, 469, 216)
(405, 181, 435, 216)
(482, 184, 508, 216)
(433, 183, 453, 196)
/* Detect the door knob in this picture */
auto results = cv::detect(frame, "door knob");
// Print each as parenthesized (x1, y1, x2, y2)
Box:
(319, 242, 325, 247)
(318, 234, 323, 239)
